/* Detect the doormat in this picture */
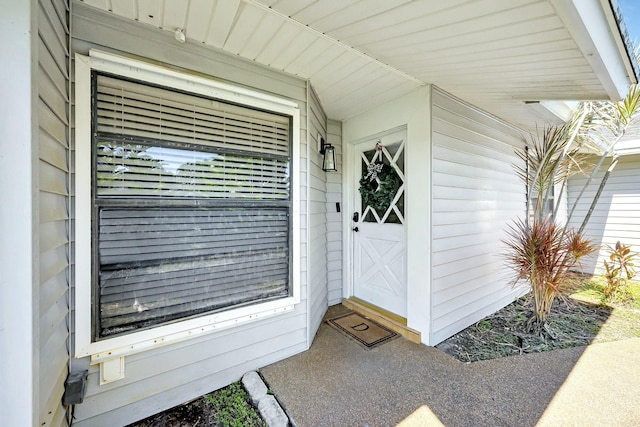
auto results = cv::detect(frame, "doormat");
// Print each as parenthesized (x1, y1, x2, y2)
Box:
(326, 312, 399, 349)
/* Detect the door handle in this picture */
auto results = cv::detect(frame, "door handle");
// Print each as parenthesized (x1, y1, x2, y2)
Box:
(352, 227, 359, 232)
(353, 212, 359, 222)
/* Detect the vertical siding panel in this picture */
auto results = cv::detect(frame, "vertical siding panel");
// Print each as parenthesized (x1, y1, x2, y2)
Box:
(70, 5, 311, 425)
(431, 89, 524, 344)
(567, 154, 640, 274)
(38, 0, 70, 426)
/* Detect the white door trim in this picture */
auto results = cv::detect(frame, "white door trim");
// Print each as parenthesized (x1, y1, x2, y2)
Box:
(343, 126, 408, 306)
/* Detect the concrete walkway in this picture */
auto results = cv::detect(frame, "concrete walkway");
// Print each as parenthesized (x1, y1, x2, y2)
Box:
(260, 305, 640, 427)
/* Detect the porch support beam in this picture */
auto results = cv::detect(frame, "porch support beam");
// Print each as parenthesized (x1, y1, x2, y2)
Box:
(0, 0, 38, 425)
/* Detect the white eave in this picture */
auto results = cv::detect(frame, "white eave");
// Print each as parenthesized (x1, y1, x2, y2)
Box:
(551, 0, 638, 99)
(75, 0, 638, 132)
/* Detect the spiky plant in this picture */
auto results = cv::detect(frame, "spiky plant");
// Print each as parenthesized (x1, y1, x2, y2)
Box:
(506, 121, 595, 331)
(513, 123, 590, 223)
(503, 218, 596, 331)
(603, 241, 637, 301)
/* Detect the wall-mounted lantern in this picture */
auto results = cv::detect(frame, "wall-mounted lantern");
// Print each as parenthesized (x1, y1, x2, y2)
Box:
(319, 135, 337, 172)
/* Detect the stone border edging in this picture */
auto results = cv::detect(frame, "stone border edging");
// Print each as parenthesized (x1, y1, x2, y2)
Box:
(242, 371, 290, 427)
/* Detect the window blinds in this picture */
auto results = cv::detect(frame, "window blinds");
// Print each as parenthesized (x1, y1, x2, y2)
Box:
(93, 73, 292, 338)
(96, 75, 290, 157)
(98, 208, 289, 337)
(96, 142, 290, 199)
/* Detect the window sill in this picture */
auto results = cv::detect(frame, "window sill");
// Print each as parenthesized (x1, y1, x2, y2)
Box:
(80, 297, 297, 364)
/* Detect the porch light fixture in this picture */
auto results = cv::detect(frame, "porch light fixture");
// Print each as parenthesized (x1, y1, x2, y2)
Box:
(319, 135, 337, 172)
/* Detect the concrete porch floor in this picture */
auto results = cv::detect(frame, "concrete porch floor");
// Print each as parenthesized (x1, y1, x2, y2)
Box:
(260, 304, 640, 427)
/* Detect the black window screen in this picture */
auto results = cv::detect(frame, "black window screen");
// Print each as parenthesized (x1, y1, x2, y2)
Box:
(92, 73, 292, 339)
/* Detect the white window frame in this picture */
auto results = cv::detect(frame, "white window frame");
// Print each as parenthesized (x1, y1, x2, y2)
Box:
(75, 50, 301, 362)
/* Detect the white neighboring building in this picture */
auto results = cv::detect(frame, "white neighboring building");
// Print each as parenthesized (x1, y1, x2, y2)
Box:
(568, 123, 640, 274)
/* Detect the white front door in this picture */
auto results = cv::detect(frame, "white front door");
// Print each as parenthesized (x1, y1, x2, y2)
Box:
(352, 129, 407, 317)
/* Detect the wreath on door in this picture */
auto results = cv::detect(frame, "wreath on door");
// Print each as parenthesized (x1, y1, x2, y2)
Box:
(359, 162, 400, 214)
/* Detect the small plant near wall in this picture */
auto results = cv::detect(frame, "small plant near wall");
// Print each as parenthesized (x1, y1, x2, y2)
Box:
(206, 382, 266, 427)
(603, 241, 637, 302)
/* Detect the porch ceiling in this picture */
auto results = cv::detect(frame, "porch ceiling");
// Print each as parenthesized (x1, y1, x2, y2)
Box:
(79, 0, 637, 131)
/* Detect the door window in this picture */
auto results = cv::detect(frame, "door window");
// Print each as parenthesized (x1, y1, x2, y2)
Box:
(359, 141, 405, 224)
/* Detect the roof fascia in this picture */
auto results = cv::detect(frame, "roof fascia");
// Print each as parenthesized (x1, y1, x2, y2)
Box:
(551, 0, 638, 100)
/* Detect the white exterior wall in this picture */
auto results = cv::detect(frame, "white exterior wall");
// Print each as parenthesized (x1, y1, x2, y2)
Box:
(327, 119, 344, 305)
(307, 84, 329, 341)
(70, 4, 316, 425)
(567, 153, 640, 274)
(343, 86, 524, 345)
(0, 2, 38, 425)
(555, 181, 570, 226)
(431, 89, 524, 344)
(306, 87, 343, 340)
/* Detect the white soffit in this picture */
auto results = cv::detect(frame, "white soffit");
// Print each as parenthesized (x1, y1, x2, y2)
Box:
(76, 0, 636, 132)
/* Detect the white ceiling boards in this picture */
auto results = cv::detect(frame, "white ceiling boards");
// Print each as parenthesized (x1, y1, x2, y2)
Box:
(79, 0, 637, 131)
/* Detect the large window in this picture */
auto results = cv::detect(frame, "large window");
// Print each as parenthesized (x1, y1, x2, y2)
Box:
(75, 51, 300, 358)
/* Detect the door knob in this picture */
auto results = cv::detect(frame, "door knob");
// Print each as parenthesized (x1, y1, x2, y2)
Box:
(352, 227, 359, 232)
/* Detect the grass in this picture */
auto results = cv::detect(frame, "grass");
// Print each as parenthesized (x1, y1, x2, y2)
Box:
(571, 277, 640, 343)
(206, 382, 266, 427)
(572, 276, 640, 308)
(436, 277, 640, 363)
(127, 380, 266, 427)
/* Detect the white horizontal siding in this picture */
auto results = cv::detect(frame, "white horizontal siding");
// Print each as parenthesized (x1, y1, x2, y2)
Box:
(567, 154, 640, 274)
(71, 4, 312, 426)
(430, 88, 524, 344)
(327, 119, 343, 305)
(308, 83, 329, 342)
(38, 0, 70, 426)
(77, 314, 307, 426)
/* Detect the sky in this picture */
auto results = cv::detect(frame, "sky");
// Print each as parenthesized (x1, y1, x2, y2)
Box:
(619, 0, 640, 47)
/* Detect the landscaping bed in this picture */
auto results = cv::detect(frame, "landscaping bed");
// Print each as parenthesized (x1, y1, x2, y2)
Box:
(126, 381, 266, 427)
(436, 278, 640, 362)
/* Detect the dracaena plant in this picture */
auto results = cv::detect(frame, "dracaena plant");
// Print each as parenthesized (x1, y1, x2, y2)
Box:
(505, 117, 596, 331)
(503, 218, 596, 331)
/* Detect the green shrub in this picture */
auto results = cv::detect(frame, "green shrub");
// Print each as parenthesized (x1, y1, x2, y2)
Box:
(603, 241, 636, 302)
(206, 382, 266, 427)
